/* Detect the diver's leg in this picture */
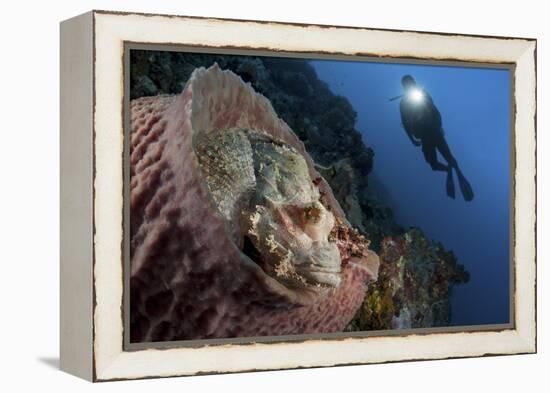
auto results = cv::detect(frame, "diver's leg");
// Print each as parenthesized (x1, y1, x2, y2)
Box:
(445, 167, 455, 199)
(422, 142, 455, 198)
(435, 133, 458, 169)
(422, 142, 449, 172)
(436, 134, 474, 201)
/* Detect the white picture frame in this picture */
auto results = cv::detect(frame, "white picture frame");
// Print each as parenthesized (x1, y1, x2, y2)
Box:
(60, 10, 536, 382)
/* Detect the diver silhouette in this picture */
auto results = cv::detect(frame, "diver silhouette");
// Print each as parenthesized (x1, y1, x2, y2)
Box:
(393, 75, 474, 201)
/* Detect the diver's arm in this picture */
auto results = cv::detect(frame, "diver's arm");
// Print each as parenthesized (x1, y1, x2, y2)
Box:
(403, 125, 422, 146)
(401, 116, 422, 146)
(402, 117, 422, 146)
(405, 129, 422, 146)
(400, 103, 422, 147)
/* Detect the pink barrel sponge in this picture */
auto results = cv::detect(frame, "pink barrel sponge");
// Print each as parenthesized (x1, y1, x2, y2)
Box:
(130, 64, 379, 342)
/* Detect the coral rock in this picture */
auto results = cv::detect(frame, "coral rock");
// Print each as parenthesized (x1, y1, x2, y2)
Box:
(347, 228, 469, 331)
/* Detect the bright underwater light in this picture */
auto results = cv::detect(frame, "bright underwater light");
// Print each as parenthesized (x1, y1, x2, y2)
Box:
(409, 88, 424, 103)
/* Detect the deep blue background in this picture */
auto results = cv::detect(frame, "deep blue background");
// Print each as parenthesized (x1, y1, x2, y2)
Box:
(312, 59, 511, 326)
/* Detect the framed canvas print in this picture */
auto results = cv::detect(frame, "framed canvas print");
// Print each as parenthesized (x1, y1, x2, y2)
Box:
(60, 10, 537, 382)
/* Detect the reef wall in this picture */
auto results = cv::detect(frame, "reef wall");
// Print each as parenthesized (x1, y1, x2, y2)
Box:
(130, 50, 470, 330)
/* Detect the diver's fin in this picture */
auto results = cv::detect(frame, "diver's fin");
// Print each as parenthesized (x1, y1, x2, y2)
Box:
(457, 171, 474, 202)
(446, 169, 456, 199)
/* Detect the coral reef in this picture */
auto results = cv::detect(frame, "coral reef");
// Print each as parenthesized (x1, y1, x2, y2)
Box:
(130, 51, 470, 332)
(346, 229, 470, 331)
(130, 65, 378, 342)
(130, 52, 373, 175)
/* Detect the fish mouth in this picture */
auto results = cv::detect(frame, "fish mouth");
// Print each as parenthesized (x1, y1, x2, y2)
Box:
(240, 235, 342, 290)
(296, 267, 342, 288)
(293, 243, 342, 288)
(241, 231, 342, 292)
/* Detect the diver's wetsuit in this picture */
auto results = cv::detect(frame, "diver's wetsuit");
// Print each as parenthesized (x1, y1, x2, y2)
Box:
(398, 79, 473, 201)
(400, 89, 457, 172)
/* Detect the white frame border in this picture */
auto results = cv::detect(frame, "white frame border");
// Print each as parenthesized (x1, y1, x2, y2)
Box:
(91, 11, 536, 381)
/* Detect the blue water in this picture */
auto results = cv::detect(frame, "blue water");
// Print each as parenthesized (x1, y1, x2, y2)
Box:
(312, 59, 510, 326)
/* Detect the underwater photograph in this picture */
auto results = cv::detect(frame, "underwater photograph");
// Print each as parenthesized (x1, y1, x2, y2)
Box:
(127, 49, 511, 343)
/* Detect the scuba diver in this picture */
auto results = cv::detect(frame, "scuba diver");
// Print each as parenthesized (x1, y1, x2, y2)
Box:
(390, 75, 474, 201)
